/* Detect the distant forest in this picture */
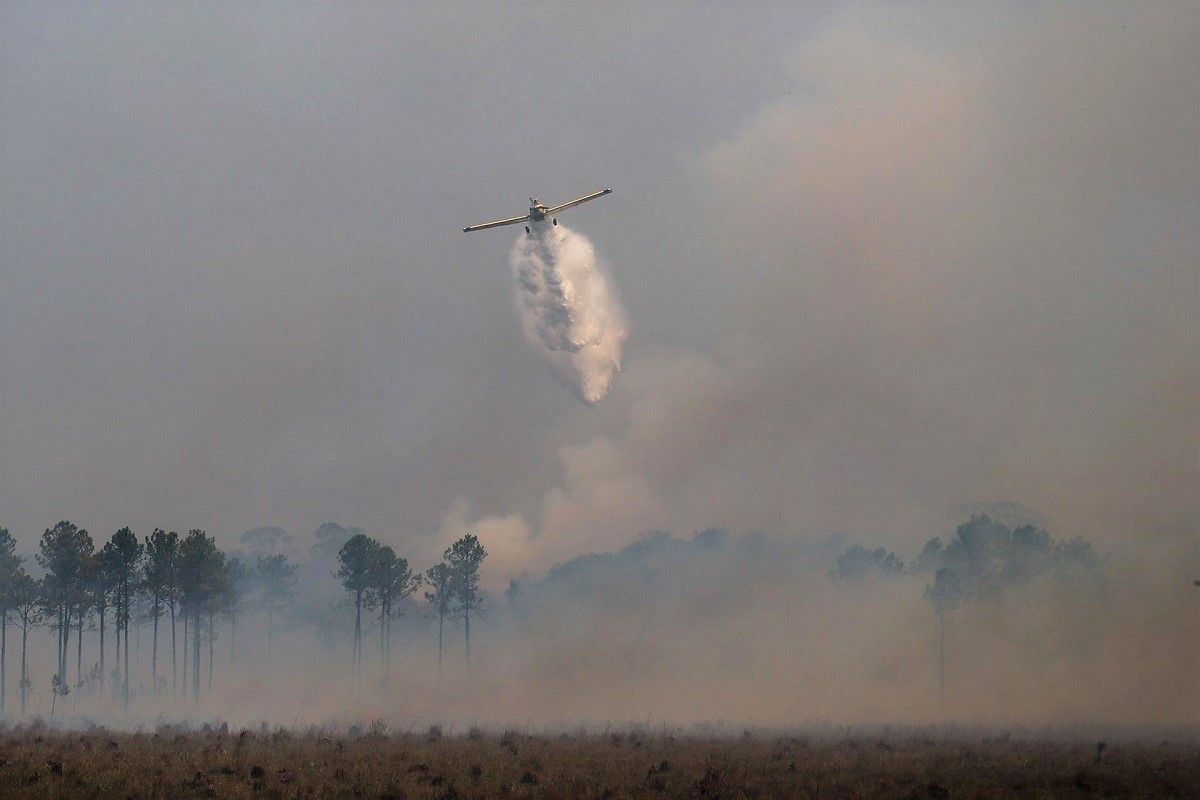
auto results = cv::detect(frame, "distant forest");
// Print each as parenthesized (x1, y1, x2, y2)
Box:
(0, 513, 1102, 719)
(0, 522, 485, 716)
(829, 514, 1103, 700)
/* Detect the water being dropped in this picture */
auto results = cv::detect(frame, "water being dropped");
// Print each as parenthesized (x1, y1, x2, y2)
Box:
(509, 223, 628, 404)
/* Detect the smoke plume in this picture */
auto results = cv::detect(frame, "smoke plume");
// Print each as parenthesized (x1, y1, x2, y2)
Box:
(510, 224, 628, 405)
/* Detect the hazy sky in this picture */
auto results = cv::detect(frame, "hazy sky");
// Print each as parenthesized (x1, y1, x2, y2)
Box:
(2, 3, 1196, 585)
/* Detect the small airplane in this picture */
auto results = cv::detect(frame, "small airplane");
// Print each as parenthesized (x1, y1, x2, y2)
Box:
(463, 188, 612, 234)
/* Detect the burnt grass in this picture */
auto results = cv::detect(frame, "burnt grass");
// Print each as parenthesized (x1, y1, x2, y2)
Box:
(0, 726, 1196, 799)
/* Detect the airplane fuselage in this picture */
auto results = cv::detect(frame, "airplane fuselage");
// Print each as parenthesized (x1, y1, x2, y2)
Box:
(462, 188, 610, 234)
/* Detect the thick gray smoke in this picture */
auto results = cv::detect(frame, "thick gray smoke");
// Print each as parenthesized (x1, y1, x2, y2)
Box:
(510, 224, 628, 405)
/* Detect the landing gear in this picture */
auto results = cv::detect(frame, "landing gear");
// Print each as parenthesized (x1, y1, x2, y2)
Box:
(552, 218, 558, 225)
(524, 226, 530, 234)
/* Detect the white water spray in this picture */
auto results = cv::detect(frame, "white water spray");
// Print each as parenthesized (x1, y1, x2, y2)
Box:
(510, 223, 628, 405)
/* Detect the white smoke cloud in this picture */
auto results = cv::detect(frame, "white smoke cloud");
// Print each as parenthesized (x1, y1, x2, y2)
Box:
(510, 224, 628, 405)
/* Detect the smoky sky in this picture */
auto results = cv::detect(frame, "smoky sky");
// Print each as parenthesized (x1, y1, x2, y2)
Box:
(1, 3, 1196, 586)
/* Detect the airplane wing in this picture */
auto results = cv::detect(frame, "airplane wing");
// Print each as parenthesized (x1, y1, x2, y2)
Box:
(462, 214, 531, 233)
(546, 188, 612, 216)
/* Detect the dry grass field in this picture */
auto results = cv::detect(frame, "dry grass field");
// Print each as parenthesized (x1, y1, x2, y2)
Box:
(0, 725, 1196, 799)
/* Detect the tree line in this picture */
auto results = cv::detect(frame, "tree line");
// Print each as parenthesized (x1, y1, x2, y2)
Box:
(829, 514, 1102, 702)
(0, 522, 486, 717)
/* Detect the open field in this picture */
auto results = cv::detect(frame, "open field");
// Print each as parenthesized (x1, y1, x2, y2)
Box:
(0, 726, 1196, 799)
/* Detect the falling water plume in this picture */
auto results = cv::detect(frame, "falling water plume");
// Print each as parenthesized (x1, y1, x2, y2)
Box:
(509, 224, 628, 404)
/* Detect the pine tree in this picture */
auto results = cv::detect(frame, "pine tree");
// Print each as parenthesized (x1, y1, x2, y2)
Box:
(925, 567, 963, 704)
(336, 535, 379, 682)
(89, 546, 116, 698)
(36, 521, 94, 683)
(223, 556, 250, 667)
(424, 562, 453, 681)
(254, 553, 296, 671)
(445, 534, 487, 671)
(141, 528, 178, 694)
(102, 527, 142, 707)
(0, 528, 23, 712)
(370, 545, 420, 687)
(177, 530, 227, 704)
(11, 571, 40, 715)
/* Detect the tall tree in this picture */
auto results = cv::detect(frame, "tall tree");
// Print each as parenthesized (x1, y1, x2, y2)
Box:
(0, 528, 23, 712)
(336, 534, 379, 680)
(371, 545, 421, 686)
(88, 547, 117, 697)
(912, 514, 1102, 702)
(36, 521, 94, 682)
(169, 534, 181, 696)
(73, 555, 94, 692)
(255, 553, 296, 670)
(445, 534, 487, 671)
(424, 562, 453, 680)
(925, 567, 963, 704)
(177, 530, 227, 704)
(223, 556, 250, 667)
(11, 571, 40, 715)
(102, 527, 142, 707)
(141, 528, 177, 694)
(181, 604, 188, 696)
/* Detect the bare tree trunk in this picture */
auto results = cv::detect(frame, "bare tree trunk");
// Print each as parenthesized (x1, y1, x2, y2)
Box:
(58, 601, 67, 679)
(98, 603, 105, 695)
(207, 612, 214, 694)
(114, 599, 121, 695)
(1, 608, 7, 712)
(383, 610, 391, 689)
(230, 614, 236, 668)
(123, 584, 131, 709)
(938, 607, 945, 706)
(266, 608, 273, 672)
(64, 602, 71, 680)
(353, 592, 362, 677)
(20, 618, 28, 715)
(464, 606, 471, 673)
(170, 602, 177, 696)
(192, 611, 201, 705)
(182, 614, 188, 695)
(151, 594, 159, 693)
(437, 612, 444, 682)
(76, 607, 83, 689)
